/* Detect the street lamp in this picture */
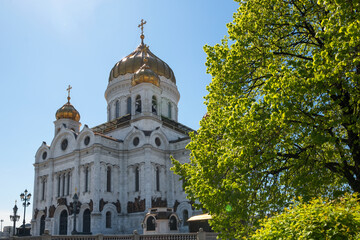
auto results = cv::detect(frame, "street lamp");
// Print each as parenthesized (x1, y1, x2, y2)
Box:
(10, 201, 20, 236)
(71, 192, 79, 235)
(20, 189, 31, 236)
(1, 219, 3, 232)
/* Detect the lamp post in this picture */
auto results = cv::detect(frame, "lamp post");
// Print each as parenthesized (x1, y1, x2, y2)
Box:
(10, 201, 20, 236)
(71, 192, 79, 235)
(1, 219, 3, 232)
(20, 189, 31, 236)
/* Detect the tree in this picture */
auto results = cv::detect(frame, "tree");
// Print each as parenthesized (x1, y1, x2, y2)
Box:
(250, 193, 360, 240)
(172, 0, 360, 238)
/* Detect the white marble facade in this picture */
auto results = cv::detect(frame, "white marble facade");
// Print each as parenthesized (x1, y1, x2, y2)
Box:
(31, 38, 195, 236)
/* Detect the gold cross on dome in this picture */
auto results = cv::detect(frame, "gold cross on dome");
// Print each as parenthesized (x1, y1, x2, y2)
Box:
(138, 19, 147, 36)
(67, 85, 72, 102)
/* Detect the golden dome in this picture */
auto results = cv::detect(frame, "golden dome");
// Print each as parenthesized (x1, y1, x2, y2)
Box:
(56, 101, 80, 122)
(56, 86, 80, 122)
(108, 42, 176, 84)
(132, 58, 160, 87)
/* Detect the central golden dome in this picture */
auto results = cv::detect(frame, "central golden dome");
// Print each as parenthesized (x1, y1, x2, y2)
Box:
(108, 42, 176, 84)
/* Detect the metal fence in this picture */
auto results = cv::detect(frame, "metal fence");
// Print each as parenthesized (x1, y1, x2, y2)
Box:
(1, 229, 218, 240)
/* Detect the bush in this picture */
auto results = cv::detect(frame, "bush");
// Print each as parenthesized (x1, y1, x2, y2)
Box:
(250, 193, 360, 240)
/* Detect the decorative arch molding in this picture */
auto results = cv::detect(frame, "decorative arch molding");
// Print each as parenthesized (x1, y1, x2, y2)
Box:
(35, 142, 50, 163)
(123, 127, 146, 149)
(101, 203, 118, 232)
(149, 129, 169, 150)
(49, 129, 77, 158)
(77, 126, 95, 149)
(53, 205, 69, 235)
(174, 201, 193, 222)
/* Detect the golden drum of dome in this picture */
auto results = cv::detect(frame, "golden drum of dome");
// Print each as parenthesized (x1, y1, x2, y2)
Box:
(56, 102, 80, 122)
(109, 43, 176, 83)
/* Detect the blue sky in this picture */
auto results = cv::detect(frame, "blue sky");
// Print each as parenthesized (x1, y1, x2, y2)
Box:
(0, 0, 238, 229)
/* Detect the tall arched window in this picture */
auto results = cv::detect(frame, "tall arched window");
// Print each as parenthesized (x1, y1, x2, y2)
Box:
(106, 211, 111, 228)
(152, 96, 157, 115)
(115, 100, 120, 118)
(183, 210, 189, 226)
(168, 102, 172, 119)
(59, 210, 68, 235)
(106, 166, 111, 192)
(135, 95, 142, 113)
(41, 179, 46, 200)
(146, 216, 156, 231)
(62, 174, 66, 196)
(40, 215, 45, 235)
(83, 209, 91, 233)
(85, 167, 89, 192)
(67, 173, 70, 195)
(135, 167, 140, 192)
(156, 167, 160, 191)
(169, 216, 177, 230)
(127, 97, 132, 114)
(57, 175, 61, 197)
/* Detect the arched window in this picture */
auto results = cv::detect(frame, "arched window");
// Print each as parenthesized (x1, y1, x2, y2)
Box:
(83, 209, 91, 233)
(135, 167, 140, 192)
(62, 174, 66, 196)
(115, 100, 120, 118)
(85, 167, 89, 192)
(67, 173, 70, 195)
(127, 97, 132, 114)
(156, 167, 160, 191)
(146, 216, 156, 231)
(40, 215, 45, 235)
(57, 175, 61, 197)
(168, 102, 172, 119)
(41, 179, 46, 200)
(106, 166, 111, 192)
(183, 210, 189, 226)
(152, 96, 157, 115)
(135, 95, 142, 113)
(106, 211, 111, 228)
(169, 216, 177, 230)
(59, 210, 68, 235)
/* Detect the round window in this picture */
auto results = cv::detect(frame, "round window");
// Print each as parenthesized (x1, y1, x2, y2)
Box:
(155, 137, 161, 147)
(133, 137, 140, 146)
(42, 151, 47, 160)
(84, 136, 90, 146)
(61, 139, 68, 150)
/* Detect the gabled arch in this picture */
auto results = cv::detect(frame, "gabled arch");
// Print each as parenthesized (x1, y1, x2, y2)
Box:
(149, 129, 169, 150)
(123, 127, 146, 150)
(49, 128, 77, 159)
(76, 126, 95, 149)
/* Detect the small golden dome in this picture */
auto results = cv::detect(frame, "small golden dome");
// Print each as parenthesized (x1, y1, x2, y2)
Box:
(55, 85, 80, 122)
(132, 59, 160, 87)
(56, 101, 80, 122)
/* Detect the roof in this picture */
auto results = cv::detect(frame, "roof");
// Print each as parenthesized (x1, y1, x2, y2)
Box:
(187, 213, 212, 222)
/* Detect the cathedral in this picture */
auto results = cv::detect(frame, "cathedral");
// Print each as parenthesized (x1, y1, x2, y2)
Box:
(31, 21, 195, 236)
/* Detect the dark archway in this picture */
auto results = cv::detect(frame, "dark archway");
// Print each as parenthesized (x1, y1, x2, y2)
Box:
(59, 210, 68, 235)
(146, 216, 156, 231)
(83, 209, 91, 233)
(40, 215, 45, 235)
(169, 216, 177, 230)
(106, 211, 111, 228)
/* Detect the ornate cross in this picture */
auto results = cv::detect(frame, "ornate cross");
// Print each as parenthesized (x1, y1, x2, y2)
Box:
(138, 19, 147, 36)
(67, 85, 72, 102)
